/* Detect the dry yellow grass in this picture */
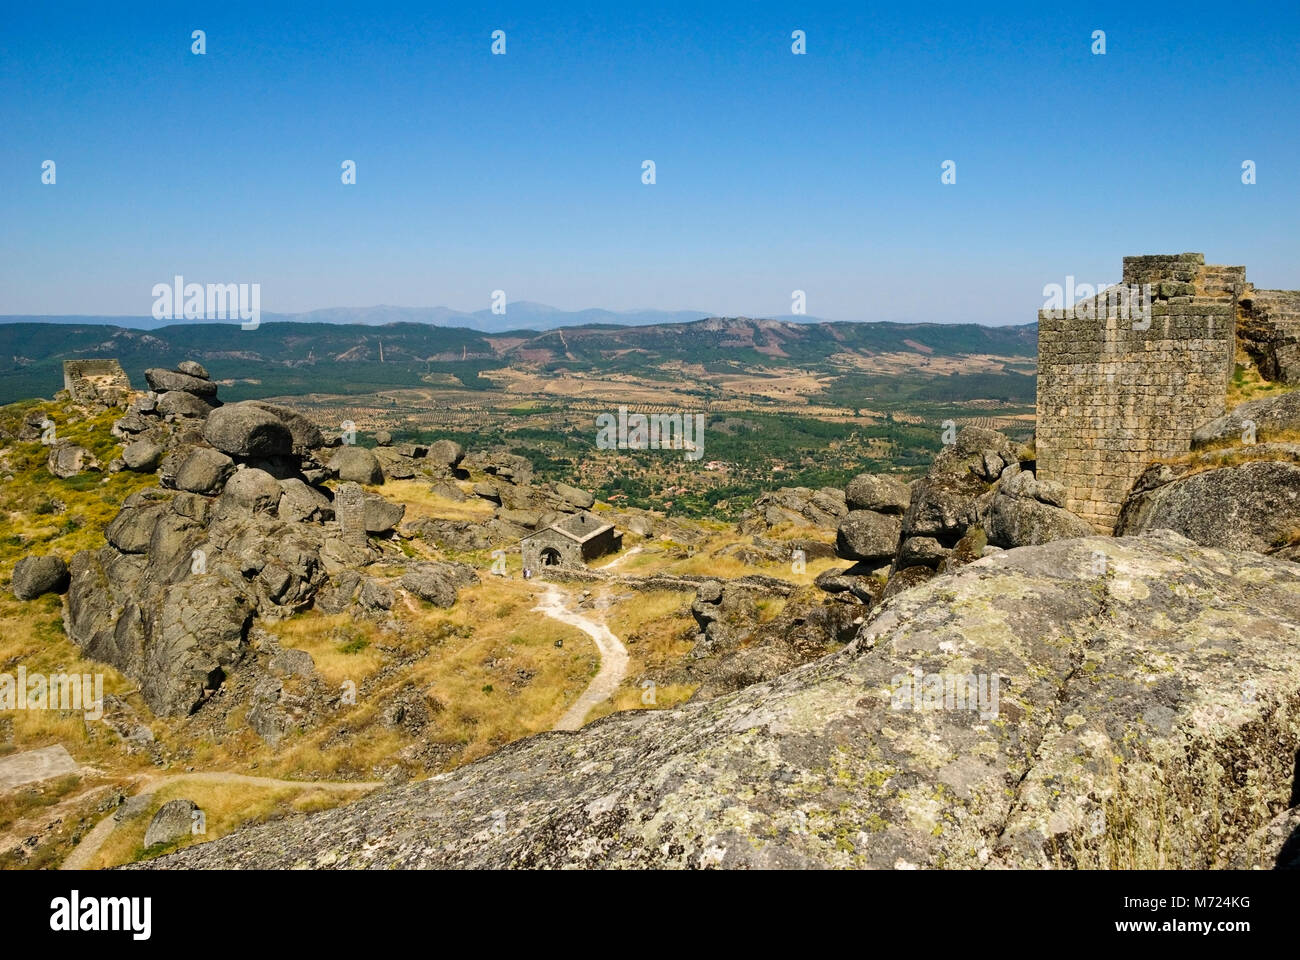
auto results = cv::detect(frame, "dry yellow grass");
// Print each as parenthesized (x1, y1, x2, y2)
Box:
(583, 588, 697, 723)
(0, 396, 827, 864)
(0, 399, 160, 766)
(604, 527, 841, 586)
(0, 402, 157, 578)
(357, 478, 495, 523)
(266, 613, 390, 688)
(1226, 352, 1291, 410)
(1155, 436, 1300, 478)
(88, 778, 369, 868)
(0, 592, 161, 777)
(262, 575, 600, 775)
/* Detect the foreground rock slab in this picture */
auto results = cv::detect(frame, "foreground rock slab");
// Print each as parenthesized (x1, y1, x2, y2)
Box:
(137, 532, 1300, 870)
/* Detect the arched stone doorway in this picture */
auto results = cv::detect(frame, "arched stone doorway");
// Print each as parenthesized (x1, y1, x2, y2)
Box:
(540, 547, 562, 567)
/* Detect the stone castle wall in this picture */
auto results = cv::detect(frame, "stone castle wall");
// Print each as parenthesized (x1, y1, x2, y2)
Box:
(61, 358, 131, 404)
(1036, 254, 1236, 533)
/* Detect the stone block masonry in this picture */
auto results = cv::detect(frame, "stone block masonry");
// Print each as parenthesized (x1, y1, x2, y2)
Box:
(335, 481, 367, 545)
(61, 358, 131, 404)
(1036, 254, 1236, 533)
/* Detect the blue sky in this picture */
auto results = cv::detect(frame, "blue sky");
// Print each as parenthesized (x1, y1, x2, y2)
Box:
(2, 1, 1298, 324)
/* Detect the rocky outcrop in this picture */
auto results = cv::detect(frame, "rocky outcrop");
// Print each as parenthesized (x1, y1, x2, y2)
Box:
(836, 510, 901, 563)
(121, 439, 163, 473)
(374, 447, 415, 479)
(818, 429, 1032, 606)
(554, 482, 595, 510)
(11, 555, 69, 600)
(689, 580, 768, 656)
(415, 454, 605, 536)
(401, 562, 481, 608)
(155, 390, 216, 419)
(985, 469, 1092, 548)
(362, 494, 405, 533)
(814, 562, 883, 604)
(144, 368, 218, 399)
(175, 447, 235, 494)
(143, 799, 199, 848)
(1116, 452, 1300, 555)
(739, 486, 847, 534)
(278, 478, 333, 523)
(245, 401, 325, 455)
(138, 532, 1300, 870)
(427, 439, 465, 469)
(689, 587, 863, 700)
(203, 404, 293, 458)
(1192, 389, 1300, 448)
(47, 442, 99, 478)
(845, 474, 910, 514)
(53, 361, 450, 722)
(898, 427, 1013, 552)
(461, 451, 533, 486)
(219, 468, 283, 515)
(329, 446, 384, 485)
(404, 517, 496, 552)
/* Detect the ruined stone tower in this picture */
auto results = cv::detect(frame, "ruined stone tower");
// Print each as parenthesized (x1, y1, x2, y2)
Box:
(60, 358, 132, 406)
(1035, 254, 1237, 533)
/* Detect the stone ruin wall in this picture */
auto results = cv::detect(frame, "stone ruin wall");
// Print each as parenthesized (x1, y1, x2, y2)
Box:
(1036, 254, 1237, 533)
(335, 481, 368, 546)
(61, 358, 132, 403)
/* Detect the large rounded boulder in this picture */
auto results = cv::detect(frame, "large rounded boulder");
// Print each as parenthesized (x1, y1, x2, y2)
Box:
(145, 367, 218, 398)
(122, 439, 164, 473)
(175, 447, 236, 494)
(845, 473, 910, 514)
(203, 403, 293, 458)
(401, 566, 458, 607)
(156, 390, 218, 419)
(218, 468, 283, 515)
(363, 494, 405, 533)
(428, 439, 465, 468)
(11, 555, 70, 600)
(835, 510, 901, 563)
(329, 446, 384, 485)
(1117, 456, 1300, 554)
(47, 443, 100, 479)
(246, 401, 324, 455)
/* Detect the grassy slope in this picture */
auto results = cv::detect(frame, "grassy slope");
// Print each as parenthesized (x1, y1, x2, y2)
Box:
(0, 396, 774, 866)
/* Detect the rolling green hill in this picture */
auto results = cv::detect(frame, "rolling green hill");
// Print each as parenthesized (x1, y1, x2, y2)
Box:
(0, 317, 1037, 406)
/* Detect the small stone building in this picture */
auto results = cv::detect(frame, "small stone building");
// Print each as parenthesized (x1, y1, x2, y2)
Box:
(521, 512, 622, 571)
(62, 359, 131, 405)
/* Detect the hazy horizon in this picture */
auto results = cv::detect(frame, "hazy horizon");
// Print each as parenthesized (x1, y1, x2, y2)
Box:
(4, 2, 1298, 323)
(0, 299, 1039, 331)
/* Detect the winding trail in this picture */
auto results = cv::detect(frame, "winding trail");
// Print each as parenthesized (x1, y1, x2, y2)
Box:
(535, 584, 629, 731)
(61, 586, 629, 866)
(61, 771, 382, 870)
(599, 545, 643, 570)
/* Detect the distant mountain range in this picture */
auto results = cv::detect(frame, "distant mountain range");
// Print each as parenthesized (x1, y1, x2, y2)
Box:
(0, 302, 814, 334)
(0, 315, 1037, 406)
